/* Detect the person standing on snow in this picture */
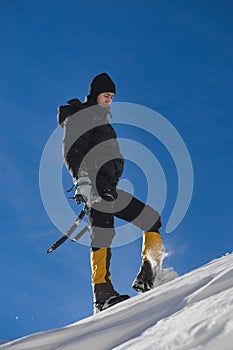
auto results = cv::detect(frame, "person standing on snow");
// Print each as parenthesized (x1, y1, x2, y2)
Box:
(57, 73, 163, 312)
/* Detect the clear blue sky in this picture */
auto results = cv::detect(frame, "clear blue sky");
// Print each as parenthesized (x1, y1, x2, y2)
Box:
(0, 0, 232, 340)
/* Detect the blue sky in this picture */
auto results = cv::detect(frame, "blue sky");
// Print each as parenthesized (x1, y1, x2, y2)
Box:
(1, 0, 233, 340)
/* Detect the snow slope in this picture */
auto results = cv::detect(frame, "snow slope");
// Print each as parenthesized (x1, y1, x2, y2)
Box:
(1, 253, 233, 350)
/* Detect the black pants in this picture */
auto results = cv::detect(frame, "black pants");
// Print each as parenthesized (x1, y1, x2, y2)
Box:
(89, 189, 162, 248)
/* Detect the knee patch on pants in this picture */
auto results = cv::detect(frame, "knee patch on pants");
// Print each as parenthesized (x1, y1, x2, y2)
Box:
(90, 227, 116, 248)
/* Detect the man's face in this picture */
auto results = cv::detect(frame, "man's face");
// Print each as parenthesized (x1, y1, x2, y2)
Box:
(97, 92, 115, 107)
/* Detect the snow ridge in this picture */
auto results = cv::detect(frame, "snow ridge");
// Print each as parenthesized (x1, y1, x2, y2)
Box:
(1, 253, 233, 350)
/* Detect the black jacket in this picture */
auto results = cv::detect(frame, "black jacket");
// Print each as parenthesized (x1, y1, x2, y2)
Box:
(58, 98, 124, 185)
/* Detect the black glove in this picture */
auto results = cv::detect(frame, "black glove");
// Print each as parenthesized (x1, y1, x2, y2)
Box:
(100, 187, 118, 202)
(74, 193, 85, 205)
(95, 172, 118, 202)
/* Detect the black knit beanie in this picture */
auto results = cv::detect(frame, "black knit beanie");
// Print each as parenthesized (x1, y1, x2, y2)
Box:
(88, 73, 116, 102)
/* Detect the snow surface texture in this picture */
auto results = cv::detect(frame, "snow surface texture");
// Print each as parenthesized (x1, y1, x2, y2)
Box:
(1, 253, 233, 350)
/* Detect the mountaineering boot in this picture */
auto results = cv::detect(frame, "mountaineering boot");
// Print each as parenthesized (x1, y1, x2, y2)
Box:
(132, 231, 163, 292)
(93, 281, 130, 313)
(91, 247, 130, 313)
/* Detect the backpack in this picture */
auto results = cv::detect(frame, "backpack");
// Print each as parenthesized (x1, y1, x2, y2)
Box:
(57, 98, 83, 127)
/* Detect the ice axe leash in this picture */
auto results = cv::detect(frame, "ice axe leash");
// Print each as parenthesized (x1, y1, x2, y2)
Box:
(47, 204, 90, 254)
